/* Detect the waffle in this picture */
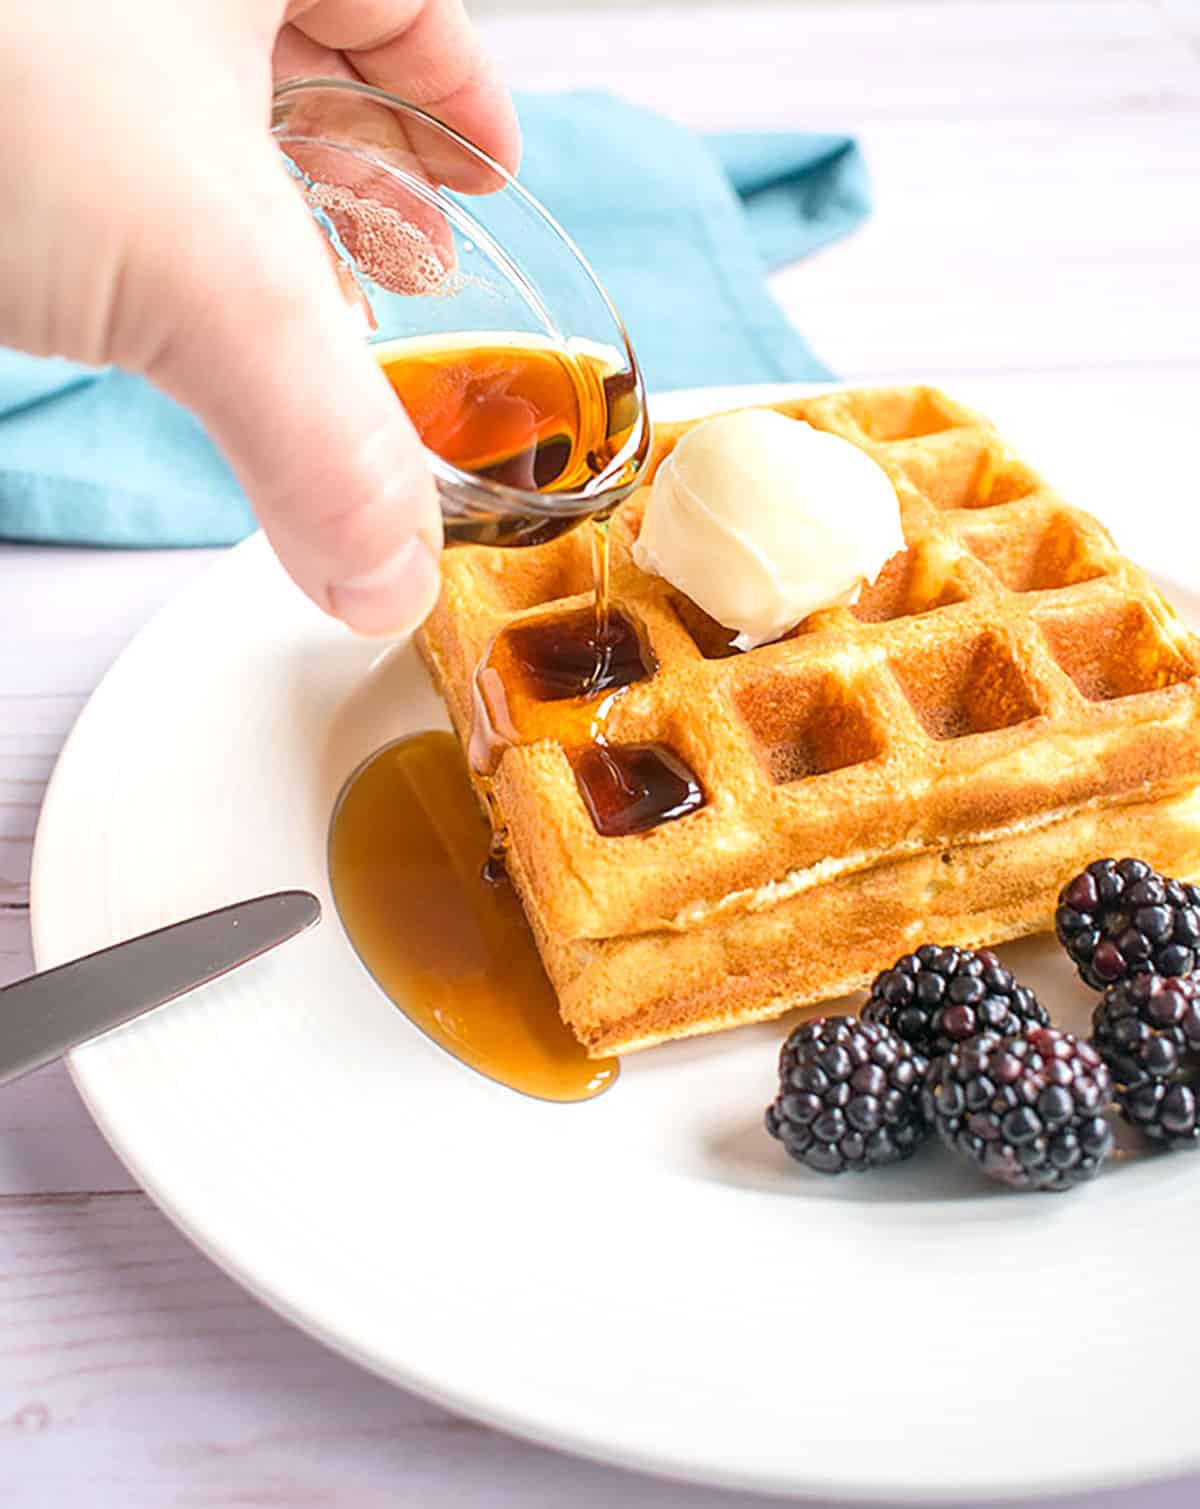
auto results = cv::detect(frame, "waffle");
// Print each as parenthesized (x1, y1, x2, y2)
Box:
(417, 386, 1200, 1055)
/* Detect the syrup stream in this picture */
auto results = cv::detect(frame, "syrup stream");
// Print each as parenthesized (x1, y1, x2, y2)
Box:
(590, 516, 612, 675)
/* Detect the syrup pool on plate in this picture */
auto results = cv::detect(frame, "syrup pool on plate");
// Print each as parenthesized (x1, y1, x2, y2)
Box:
(328, 731, 618, 1103)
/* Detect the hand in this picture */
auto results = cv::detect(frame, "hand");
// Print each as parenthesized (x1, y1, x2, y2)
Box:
(0, 1, 519, 635)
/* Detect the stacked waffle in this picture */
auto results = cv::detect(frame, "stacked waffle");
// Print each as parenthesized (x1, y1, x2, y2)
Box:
(417, 387, 1200, 1056)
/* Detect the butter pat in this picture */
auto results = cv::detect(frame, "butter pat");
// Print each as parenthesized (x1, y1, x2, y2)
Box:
(632, 409, 905, 649)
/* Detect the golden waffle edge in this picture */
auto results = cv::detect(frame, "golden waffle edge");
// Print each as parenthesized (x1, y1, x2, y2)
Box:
(417, 386, 1200, 1056)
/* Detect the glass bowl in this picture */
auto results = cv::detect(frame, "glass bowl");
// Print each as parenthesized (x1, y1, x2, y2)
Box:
(271, 77, 650, 546)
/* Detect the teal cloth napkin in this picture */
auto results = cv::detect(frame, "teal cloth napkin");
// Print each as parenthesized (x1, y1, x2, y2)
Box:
(0, 91, 868, 548)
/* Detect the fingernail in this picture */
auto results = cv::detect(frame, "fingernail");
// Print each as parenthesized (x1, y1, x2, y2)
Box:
(328, 536, 441, 639)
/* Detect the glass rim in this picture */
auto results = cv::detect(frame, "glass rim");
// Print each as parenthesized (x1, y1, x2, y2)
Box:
(271, 76, 650, 524)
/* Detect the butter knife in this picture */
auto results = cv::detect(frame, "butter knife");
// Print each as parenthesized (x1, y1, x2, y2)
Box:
(0, 891, 320, 1087)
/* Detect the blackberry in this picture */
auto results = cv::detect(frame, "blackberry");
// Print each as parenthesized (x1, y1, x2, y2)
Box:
(862, 944, 1048, 1059)
(1055, 857, 1200, 990)
(922, 1028, 1113, 1191)
(1092, 973, 1200, 1150)
(765, 1016, 928, 1175)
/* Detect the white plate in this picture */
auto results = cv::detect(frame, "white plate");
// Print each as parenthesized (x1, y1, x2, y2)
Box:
(30, 383, 1200, 1504)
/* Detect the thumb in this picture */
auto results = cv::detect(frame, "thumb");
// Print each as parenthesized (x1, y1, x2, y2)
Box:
(141, 143, 443, 638)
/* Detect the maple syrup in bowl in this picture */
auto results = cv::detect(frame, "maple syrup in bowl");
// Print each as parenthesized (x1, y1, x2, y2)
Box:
(272, 78, 650, 546)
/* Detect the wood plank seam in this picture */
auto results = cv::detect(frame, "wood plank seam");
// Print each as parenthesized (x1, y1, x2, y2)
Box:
(0, 1190, 141, 1208)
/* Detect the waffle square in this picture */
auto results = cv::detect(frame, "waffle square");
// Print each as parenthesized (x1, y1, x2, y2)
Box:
(417, 387, 1200, 1055)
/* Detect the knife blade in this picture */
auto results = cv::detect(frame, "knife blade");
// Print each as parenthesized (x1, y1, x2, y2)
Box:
(0, 891, 321, 1087)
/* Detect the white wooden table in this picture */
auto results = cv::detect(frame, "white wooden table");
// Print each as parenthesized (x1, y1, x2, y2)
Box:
(2, 2, 1199, 1503)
